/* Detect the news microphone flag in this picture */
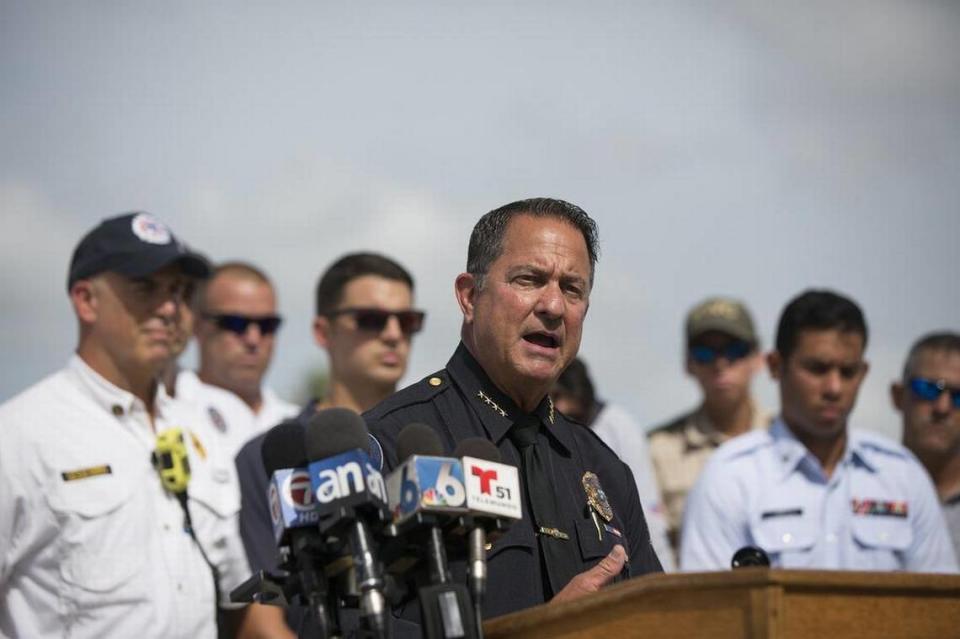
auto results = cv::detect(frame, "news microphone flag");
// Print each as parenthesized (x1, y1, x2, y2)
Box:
(386, 455, 468, 525)
(461, 456, 522, 521)
(307, 449, 388, 518)
(268, 467, 322, 545)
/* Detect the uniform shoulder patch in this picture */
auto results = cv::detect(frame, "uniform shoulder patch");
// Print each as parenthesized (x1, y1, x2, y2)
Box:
(850, 428, 909, 460)
(364, 370, 449, 421)
(713, 428, 770, 461)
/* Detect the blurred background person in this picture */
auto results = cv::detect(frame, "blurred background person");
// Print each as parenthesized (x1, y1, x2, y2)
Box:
(552, 357, 675, 569)
(0, 212, 265, 637)
(647, 297, 770, 556)
(681, 290, 957, 572)
(894, 331, 960, 558)
(161, 279, 196, 397)
(187, 262, 299, 455)
(235, 252, 423, 637)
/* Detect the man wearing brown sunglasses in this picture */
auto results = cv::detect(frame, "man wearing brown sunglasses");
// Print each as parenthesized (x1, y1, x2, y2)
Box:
(234, 252, 423, 638)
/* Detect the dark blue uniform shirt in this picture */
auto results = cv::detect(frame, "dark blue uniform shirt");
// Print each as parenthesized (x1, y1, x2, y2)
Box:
(365, 343, 663, 621)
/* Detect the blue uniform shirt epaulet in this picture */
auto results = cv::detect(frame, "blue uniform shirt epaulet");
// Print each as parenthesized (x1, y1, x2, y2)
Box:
(364, 370, 450, 421)
(712, 428, 771, 463)
(849, 428, 911, 462)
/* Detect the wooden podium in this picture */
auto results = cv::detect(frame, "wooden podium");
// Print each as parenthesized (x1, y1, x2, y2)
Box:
(483, 569, 960, 639)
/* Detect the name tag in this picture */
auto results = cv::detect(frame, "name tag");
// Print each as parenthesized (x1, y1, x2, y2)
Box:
(761, 508, 803, 520)
(61, 465, 112, 482)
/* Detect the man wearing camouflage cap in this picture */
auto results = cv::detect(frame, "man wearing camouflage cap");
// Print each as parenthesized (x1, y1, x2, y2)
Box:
(647, 296, 770, 561)
(0, 213, 264, 638)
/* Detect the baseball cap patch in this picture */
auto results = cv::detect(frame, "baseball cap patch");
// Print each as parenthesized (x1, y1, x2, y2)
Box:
(131, 213, 172, 245)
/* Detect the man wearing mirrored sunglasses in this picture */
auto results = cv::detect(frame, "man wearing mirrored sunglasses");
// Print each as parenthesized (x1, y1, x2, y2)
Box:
(185, 261, 299, 456)
(234, 252, 423, 637)
(681, 290, 957, 573)
(647, 296, 770, 560)
(894, 331, 960, 559)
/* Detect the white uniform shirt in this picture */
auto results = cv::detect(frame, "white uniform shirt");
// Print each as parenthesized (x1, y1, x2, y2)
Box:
(590, 403, 676, 570)
(0, 356, 251, 639)
(680, 418, 959, 573)
(174, 370, 298, 460)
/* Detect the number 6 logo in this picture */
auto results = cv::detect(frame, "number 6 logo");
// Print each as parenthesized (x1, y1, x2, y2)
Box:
(436, 462, 466, 504)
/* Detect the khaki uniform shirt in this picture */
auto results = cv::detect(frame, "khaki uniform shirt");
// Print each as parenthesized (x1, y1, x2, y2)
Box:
(647, 401, 771, 553)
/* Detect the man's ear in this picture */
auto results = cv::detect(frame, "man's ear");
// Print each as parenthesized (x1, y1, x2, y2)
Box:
(748, 351, 764, 374)
(891, 381, 906, 412)
(313, 316, 331, 349)
(70, 280, 98, 324)
(767, 350, 783, 380)
(454, 272, 478, 323)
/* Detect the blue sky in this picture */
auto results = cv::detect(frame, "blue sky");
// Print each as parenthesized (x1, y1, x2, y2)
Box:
(2, 1, 959, 438)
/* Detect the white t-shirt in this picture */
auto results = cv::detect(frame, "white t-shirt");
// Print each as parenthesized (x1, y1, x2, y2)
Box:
(174, 370, 299, 461)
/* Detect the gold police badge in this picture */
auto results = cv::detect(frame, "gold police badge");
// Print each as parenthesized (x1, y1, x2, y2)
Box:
(581, 471, 613, 522)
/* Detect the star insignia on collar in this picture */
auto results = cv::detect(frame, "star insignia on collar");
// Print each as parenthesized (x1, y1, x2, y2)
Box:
(476, 390, 507, 417)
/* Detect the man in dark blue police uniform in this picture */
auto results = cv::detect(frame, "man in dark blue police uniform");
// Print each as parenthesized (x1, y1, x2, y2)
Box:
(366, 198, 663, 621)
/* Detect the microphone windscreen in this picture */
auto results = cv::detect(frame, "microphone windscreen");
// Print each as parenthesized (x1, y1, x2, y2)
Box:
(731, 545, 771, 569)
(396, 422, 444, 461)
(261, 420, 307, 476)
(453, 437, 501, 463)
(304, 407, 370, 461)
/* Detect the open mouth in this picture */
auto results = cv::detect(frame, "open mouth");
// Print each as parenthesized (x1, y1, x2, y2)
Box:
(523, 332, 560, 349)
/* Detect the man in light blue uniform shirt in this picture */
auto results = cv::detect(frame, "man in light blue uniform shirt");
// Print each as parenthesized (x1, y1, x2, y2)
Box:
(681, 290, 958, 573)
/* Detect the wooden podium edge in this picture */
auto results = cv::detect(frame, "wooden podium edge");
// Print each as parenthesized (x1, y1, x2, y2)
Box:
(483, 568, 960, 638)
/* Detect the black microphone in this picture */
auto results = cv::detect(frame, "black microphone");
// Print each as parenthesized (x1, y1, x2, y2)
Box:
(731, 545, 770, 569)
(261, 420, 334, 638)
(453, 439, 498, 634)
(385, 424, 477, 639)
(453, 438, 522, 639)
(305, 407, 391, 639)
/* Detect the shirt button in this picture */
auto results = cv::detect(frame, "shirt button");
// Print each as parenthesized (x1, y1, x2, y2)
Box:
(111, 405, 124, 417)
(826, 533, 837, 543)
(880, 532, 889, 541)
(782, 533, 793, 544)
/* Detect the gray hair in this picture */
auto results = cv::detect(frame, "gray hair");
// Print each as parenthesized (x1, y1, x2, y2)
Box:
(902, 331, 960, 379)
(466, 197, 599, 290)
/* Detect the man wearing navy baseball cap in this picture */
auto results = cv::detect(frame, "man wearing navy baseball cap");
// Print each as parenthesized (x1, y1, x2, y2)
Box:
(0, 212, 267, 638)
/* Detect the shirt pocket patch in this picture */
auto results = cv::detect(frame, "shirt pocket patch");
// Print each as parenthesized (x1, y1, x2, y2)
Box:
(45, 472, 147, 593)
(749, 508, 816, 562)
(574, 517, 618, 561)
(850, 511, 913, 551)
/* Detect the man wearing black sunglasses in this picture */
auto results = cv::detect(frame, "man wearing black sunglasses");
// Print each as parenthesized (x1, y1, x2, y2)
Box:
(190, 262, 299, 455)
(894, 332, 960, 559)
(647, 296, 770, 561)
(234, 252, 422, 637)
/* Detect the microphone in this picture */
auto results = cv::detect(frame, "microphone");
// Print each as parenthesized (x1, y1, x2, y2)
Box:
(454, 438, 522, 638)
(262, 421, 317, 546)
(385, 424, 477, 639)
(388, 423, 467, 530)
(260, 420, 334, 638)
(731, 545, 770, 569)
(305, 407, 391, 639)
